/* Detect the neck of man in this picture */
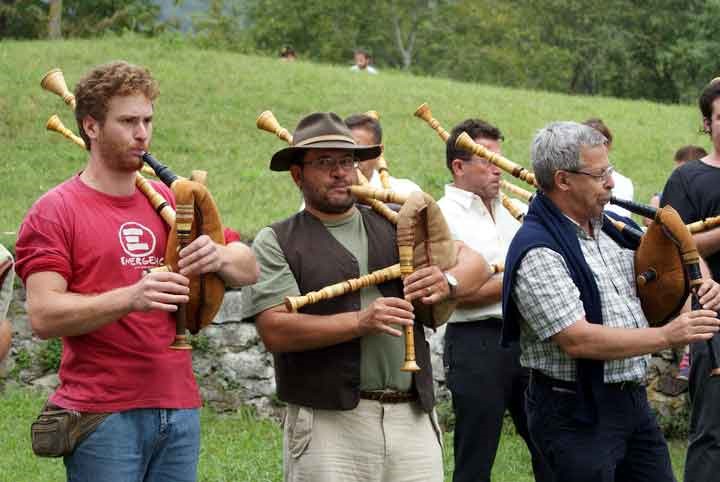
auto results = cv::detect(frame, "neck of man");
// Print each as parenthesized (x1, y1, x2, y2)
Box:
(546, 190, 593, 236)
(304, 203, 357, 223)
(704, 148, 720, 167)
(80, 152, 139, 197)
(453, 181, 497, 220)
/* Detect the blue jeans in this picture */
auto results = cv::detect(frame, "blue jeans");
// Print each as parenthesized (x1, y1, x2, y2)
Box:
(64, 408, 200, 482)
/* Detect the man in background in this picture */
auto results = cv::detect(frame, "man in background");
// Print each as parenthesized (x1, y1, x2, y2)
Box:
(583, 118, 635, 218)
(438, 118, 550, 482)
(351, 49, 378, 74)
(661, 79, 720, 482)
(345, 113, 420, 195)
(0, 243, 13, 362)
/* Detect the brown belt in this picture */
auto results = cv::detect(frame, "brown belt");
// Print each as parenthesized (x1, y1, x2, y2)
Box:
(359, 390, 418, 404)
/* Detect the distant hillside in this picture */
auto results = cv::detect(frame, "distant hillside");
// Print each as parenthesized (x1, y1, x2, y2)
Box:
(154, 0, 210, 31)
(0, 35, 707, 246)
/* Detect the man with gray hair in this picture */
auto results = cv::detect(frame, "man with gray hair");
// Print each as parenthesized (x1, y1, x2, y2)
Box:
(501, 121, 720, 481)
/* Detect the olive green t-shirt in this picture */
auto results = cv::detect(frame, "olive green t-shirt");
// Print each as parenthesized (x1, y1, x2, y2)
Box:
(242, 208, 411, 391)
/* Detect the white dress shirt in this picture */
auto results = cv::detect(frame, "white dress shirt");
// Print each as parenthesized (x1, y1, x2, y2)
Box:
(605, 170, 634, 218)
(438, 184, 521, 322)
(368, 169, 421, 195)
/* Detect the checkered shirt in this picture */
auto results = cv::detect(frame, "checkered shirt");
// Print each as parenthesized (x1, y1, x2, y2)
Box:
(511, 217, 649, 383)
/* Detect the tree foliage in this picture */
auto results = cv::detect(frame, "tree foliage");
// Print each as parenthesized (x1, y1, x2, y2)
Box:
(4, 0, 720, 104)
(0, 0, 162, 39)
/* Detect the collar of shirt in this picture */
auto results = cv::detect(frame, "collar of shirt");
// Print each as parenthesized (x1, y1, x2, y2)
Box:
(443, 183, 496, 217)
(562, 213, 604, 240)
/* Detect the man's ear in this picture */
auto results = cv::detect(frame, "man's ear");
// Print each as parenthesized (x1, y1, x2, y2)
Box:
(450, 158, 464, 178)
(289, 165, 303, 188)
(553, 170, 571, 192)
(83, 115, 100, 142)
(703, 117, 712, 134)
(380, 143, 385, 154)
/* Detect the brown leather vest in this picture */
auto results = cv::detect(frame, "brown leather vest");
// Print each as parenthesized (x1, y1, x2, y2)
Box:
(271, 207, 434, 412)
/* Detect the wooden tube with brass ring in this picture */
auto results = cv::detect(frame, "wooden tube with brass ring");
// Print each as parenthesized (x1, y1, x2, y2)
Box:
(256, 110, 293, 144)
(456, 132, 537, 187)
(41, 68, 76, 110)
(414, 103, 450, 142)
(500, 193, 525, 222)
(285, 264, 402, 312)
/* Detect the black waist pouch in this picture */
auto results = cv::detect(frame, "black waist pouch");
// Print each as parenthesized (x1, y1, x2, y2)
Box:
(30, 402, 110, 457)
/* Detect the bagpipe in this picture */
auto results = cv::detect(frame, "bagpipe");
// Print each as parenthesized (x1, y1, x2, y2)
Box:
(40, 68, 225, 350)
(257, 110, 458, 372)
(421, 107, 720, 375)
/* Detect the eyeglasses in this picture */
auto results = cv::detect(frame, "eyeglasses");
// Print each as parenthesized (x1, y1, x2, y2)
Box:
(565, 164, 615, 182)
(303, 156, 358, 171)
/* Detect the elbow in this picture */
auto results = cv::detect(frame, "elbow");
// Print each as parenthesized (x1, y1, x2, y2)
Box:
(257, 331, 284, 353)
(27, 304, 56, 340)
(29, 316, 53, 340)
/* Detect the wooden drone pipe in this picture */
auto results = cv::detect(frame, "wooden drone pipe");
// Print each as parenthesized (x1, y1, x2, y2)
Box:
(414, 103, 450, 142)
(41, 68, 76, 110)
(256, 111, 293, 144)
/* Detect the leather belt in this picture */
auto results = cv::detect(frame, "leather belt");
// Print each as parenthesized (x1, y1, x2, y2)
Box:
(359, 390, 418, 403)
(531, 369, 645, 392)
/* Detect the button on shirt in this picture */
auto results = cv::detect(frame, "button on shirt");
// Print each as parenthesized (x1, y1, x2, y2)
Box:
(438, 184, 521, 321)
(511, 216, 649, 383)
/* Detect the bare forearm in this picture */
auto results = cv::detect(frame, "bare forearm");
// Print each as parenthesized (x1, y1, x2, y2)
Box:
(257, 309, 361, 352)
(216, 242, 260, 288)
(694, 228, 720, 258)
(448, 242, 492, 302)
(28, 286, 135, 339)
(556, 322, 668, 361)
(457, 275, 502, 307)
(0, 319, 11, 361)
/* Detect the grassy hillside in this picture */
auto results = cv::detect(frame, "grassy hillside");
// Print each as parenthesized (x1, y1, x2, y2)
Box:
(0, 34, 709, 247)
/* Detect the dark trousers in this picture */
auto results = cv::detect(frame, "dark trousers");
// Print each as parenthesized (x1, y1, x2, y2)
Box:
(526, 372, 675, 482)
(685, 336, 720, 482)
(444, 320, 551, 482)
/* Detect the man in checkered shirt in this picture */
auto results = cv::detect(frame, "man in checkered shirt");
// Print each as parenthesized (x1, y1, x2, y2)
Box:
(501, 121, 720, 482)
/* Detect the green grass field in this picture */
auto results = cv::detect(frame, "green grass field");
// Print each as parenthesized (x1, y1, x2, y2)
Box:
(0, 33, 710, 248)
(0, 388, 689, 482)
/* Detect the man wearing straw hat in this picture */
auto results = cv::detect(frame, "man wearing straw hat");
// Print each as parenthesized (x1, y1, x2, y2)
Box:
(244, 112, 490, 482)
(661, 79, 720, 482)
(438, 119, 550, 482)
(503, 121, 720, 482)
(15, 61, 258, 482)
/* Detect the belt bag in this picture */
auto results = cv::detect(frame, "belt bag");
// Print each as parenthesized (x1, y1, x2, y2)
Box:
(30, 402, 110, 457)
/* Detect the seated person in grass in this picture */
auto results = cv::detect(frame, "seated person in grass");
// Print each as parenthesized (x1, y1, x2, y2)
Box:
(244, 112, 491, 482)
(0, 243, 14, 362)
(15, 61, 258, 482)
(351, 48, 378, 74)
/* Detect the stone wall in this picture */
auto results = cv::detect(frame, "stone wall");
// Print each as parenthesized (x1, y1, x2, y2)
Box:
(1, 285, 689, 434)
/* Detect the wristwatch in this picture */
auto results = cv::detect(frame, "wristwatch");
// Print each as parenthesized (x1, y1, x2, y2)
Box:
(443, 271, 459, 298)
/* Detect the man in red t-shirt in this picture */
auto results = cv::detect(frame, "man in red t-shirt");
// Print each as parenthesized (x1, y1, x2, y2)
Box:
(15, 61, 258, 482)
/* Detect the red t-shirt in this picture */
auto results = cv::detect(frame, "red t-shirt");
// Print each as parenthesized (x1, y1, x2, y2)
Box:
(15, 176, 201, 412)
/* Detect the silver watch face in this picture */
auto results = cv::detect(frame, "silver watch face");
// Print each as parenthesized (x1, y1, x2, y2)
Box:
(444, 272, 458, 288)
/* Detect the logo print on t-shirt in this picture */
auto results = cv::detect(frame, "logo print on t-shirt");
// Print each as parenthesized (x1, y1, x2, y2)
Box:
(118, 222, 157, 257)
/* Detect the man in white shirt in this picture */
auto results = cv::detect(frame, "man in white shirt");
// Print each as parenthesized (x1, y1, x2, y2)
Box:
(350, 49, 378, 74)
(583, 118, 635, 218)
(438, 119, 550, 482)
(344, 114, 421, 195)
